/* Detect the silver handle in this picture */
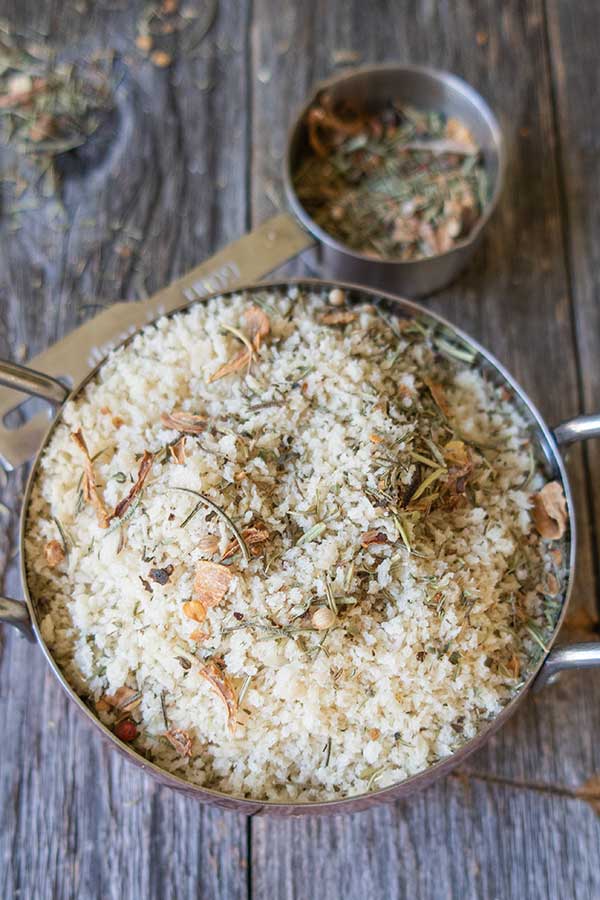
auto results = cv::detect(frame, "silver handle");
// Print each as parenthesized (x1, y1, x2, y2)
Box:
(0, 598, 35, 642)
(534, 412, 600, 688)
(534, 643, 600, 691)
(0, 360, 69, 406)
(553, 413, 600, 446)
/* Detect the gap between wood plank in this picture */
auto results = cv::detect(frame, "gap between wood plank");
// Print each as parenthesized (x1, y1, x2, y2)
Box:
(244, 0, 255, 234)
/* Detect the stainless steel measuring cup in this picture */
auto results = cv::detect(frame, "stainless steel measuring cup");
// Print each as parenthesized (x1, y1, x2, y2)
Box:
(283, 63, 504, 296)
(179, 62, 503, 302)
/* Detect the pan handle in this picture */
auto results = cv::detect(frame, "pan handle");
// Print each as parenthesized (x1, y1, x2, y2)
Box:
(0, 365, 65, 647)
(0, 597, 36, 642)
(534, 643, 600, 691)
(553, 413, 600, 446)
(0, 360, 70, 406)
(534, 412, 600, 689)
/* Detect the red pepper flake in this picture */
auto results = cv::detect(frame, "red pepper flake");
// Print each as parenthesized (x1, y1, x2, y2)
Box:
(107, 686, 143, 712)
(423, 377, 451, 418)
(169, 435, 187, 464)
(306, 101, 365, 158)
(532, 481, 568, 540)
(200, 659, 238, 733)
(193, 560, 234, 607)
(114, 719, 137, 742)
(507, 655, 521, 678)
(71, 427, 110, 529)
(318, 310, 358, 326)
(244, 306, 270, 351)
(208, 306, 271, 383)
(221, 524, 269, 561)
(189, 627, 210, 642)
(44, 539, 65, 568)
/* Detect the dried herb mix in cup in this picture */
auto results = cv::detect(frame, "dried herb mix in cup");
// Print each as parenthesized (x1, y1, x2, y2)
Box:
(293, 94, 490, 261)
(26, 286, 566, 801)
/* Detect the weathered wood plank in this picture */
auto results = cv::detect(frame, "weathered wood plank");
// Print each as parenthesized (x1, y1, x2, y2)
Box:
(545, 0, 600, 578)
(253, 772, 600, 900)
(0, 1, 250, 898)
(250, 0, 600, 896)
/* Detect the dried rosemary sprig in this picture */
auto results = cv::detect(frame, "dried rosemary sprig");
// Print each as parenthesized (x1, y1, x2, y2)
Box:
(52, 516, 70, 557)
(237, 673, 253, 708)
(170, 487, 250, 562)
(296, 521, 326, 546)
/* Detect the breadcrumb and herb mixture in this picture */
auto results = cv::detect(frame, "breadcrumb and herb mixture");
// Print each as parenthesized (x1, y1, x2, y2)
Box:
(26, 285, 567, 801)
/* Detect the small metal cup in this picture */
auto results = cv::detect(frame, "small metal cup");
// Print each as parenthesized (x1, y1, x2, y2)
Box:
(283, 63, 505, 297)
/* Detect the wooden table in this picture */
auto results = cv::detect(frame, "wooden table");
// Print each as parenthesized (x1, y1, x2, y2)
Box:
(2, 1, 600, 897)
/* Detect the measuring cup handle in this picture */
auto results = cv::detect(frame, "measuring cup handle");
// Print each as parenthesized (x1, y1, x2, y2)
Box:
(178, 212, 315, 302)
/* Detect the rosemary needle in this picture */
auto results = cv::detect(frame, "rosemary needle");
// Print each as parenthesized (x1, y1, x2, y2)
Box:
(169, 487, 250, 562)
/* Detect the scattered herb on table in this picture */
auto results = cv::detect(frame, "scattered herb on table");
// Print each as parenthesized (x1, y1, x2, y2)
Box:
(0, 33, 114, 205)
(135, 0, 218, 66)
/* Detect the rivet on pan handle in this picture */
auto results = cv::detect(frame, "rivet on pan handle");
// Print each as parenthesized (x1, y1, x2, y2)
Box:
(0, 213, 314, 471)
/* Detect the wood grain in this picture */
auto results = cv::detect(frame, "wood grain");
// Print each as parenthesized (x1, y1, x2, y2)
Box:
(1, 0, 600, 898)
(545, 0, 600, 575)
(253, 770, 600, 900)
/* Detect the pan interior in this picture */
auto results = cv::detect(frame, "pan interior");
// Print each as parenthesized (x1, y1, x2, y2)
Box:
(26, 282, 568, 802)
